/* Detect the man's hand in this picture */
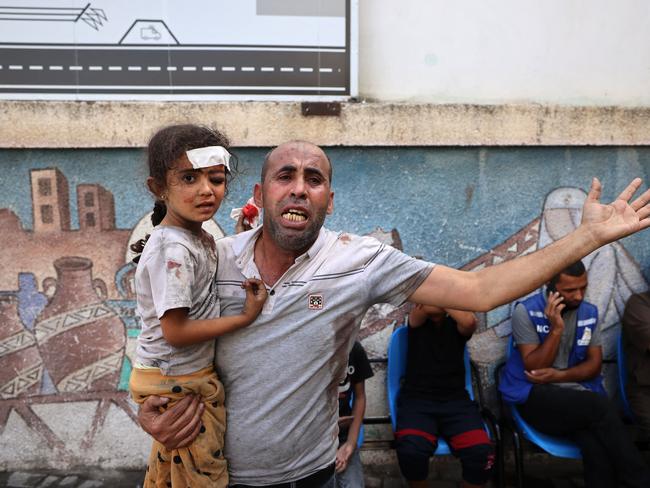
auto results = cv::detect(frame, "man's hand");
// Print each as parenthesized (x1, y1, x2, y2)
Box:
(335, 442, 355, 473)
(581, 177, 650, 247)
(137, 394, 204, 450)
(544, 291, 566, 334)
(525, 368, 563, 384)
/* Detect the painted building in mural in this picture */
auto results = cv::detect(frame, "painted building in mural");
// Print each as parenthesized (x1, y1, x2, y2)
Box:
(0, 146, 648, 470)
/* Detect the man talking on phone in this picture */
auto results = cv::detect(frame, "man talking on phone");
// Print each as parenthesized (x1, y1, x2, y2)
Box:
(500, 260, 650, 487)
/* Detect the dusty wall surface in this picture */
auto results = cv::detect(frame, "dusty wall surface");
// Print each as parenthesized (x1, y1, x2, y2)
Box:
(359, 0, 650, 107)
(0, 145, 648, 470)
(3, 101, 650, 148)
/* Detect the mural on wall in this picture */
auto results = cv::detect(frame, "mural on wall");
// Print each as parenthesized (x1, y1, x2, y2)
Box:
(0, 167, 142, 468)
(463, 186, 648, 397)
(0, 146, 649, 469)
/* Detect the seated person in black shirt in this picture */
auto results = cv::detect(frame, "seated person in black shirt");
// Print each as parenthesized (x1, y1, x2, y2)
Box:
(394, 305, 494, 488)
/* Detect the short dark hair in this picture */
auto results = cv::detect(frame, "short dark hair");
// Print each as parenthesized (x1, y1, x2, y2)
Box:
(261, 141, 332, 183)
(550, 260, 586, 287)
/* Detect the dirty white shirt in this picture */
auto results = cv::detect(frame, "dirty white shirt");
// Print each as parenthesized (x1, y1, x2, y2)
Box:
(135, 225, 219, 375)
(215, 227, 434, 485)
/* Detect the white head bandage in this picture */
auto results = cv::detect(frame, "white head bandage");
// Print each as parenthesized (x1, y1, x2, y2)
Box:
(186, 146, 231, 171)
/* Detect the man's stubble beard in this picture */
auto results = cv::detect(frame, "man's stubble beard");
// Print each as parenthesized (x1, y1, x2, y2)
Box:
(264, 208, 327, 252)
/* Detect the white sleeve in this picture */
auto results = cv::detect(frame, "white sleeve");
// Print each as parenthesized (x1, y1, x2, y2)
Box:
(143, 241, 196, 319)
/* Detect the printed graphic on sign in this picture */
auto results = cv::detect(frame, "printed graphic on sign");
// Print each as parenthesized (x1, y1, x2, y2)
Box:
(0, 0, 356, 100)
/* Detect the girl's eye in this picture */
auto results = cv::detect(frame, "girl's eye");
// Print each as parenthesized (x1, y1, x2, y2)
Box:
(182, 174, 196, 183)
(210, 177, 225, 185)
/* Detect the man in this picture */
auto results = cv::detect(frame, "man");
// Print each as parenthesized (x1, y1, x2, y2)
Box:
(335, 341, 373, 487)
(500, 261, 650, 487)
(139, 141, 650, 487)
(623, 289, 650, 439)
(395, 305, 494, 488)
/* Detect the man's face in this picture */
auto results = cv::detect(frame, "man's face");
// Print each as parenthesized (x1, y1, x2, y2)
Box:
(553, 272, 588, 309)
(254, 142, 334, 252)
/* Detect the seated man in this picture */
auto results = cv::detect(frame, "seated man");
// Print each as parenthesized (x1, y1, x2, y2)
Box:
(500, 261, 650, 488)
(622, 289, 650, 439)
(335, 341, 373, 488)
(394, 305, 495, 488)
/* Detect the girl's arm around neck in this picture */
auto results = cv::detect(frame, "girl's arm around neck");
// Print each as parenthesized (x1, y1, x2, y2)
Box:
(160, 278, 268, 347)
(160, 308, 253, 348)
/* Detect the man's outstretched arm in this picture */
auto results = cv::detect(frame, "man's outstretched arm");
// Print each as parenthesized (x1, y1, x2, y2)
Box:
(409, 178, 650, 312)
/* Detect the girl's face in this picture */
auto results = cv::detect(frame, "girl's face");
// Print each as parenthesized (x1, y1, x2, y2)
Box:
(160, 154, 227, 232)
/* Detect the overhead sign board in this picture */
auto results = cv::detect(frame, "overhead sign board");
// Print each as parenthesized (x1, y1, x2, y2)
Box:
(0, 0, 358, 100)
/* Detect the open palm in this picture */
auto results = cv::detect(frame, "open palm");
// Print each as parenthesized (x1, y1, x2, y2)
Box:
(581, 177, 650, 246)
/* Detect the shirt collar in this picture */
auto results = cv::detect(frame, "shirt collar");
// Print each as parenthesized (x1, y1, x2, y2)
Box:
(232, 226, 328, 269)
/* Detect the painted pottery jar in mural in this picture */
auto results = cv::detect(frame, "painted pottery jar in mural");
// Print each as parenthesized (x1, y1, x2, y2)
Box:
(0, 295, 43, 398)
(34, 257, 125, 393)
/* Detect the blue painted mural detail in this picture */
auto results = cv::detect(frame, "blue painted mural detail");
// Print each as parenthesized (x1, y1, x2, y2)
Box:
(16, 273, 48, 331)
(1, 147, 649, 279)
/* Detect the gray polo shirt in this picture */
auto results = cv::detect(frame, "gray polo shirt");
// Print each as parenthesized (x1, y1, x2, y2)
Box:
(215, 227, 434, 485)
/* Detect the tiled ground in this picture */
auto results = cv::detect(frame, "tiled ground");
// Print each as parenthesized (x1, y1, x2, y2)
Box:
(1, 447, 648, 487)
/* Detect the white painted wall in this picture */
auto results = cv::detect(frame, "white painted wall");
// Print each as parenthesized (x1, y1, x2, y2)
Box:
(359, 0, 650, 106)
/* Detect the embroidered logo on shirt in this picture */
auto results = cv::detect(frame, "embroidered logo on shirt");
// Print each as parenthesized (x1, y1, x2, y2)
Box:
(308, 294, 323, 310)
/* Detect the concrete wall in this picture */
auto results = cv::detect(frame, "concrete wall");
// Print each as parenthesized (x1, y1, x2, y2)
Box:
(0, 145, 648, 470)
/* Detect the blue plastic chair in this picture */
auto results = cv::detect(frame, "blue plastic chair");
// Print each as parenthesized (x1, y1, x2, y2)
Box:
(349, 392, 365, 448)
(501, 337, 581, 488)
(617, 330, 636, 421)
(387, 325, 481, 455)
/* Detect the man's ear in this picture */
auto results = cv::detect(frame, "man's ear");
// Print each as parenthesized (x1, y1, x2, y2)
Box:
(253, 183, 263, 208)
(326, 191, 334, 215)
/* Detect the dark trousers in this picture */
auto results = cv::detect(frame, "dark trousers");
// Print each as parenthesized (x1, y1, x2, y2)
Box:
(395, 393, 495, 485)
(519, 384, 650, 488)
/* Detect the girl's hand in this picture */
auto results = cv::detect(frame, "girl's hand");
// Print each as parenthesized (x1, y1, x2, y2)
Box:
(241, 278, 268, 323)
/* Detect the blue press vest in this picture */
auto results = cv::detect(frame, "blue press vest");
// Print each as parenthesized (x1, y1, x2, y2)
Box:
(499, 292, 605, 404)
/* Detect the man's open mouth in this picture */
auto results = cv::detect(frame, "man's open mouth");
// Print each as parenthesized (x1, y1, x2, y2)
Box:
(281, 209, 307, 222)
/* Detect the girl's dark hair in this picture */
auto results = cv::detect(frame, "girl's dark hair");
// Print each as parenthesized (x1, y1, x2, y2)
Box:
(130, 124, 238, 262)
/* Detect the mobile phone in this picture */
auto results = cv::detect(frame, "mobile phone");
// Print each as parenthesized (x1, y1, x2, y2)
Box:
(546, 282, 556, 295)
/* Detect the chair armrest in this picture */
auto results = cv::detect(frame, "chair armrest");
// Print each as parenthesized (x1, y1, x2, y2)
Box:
(480, 406, 501, 443)
(470, 359, 486, 410)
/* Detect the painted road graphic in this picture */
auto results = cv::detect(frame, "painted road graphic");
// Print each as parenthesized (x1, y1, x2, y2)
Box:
(0, 0, 355, 100)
